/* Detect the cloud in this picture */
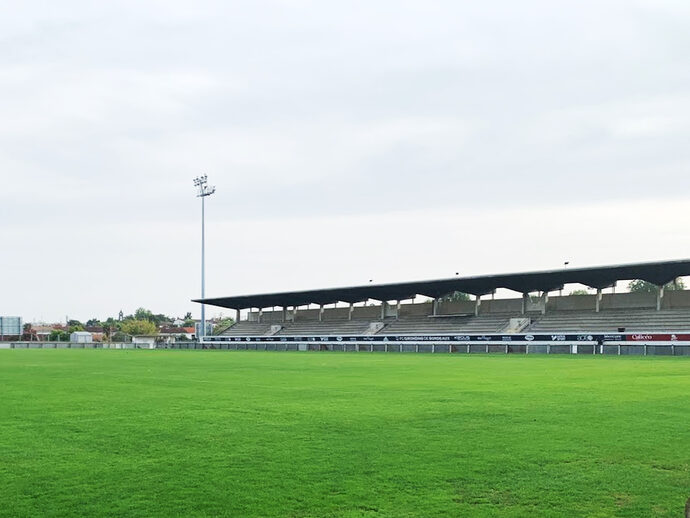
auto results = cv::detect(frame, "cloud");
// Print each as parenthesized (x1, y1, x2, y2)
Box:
(2, 0, 690, 321)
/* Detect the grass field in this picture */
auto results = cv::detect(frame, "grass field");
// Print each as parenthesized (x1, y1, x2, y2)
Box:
(0, 351, 688, 517)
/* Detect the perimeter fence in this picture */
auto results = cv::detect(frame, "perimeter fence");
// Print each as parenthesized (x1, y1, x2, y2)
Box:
(3, 341, 690, 356)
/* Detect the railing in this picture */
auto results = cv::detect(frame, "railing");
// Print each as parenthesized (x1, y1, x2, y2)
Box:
(4, 334, 690, 356)
(168, 341, 690, 356)
(193, 332, 690, 356)
(2, 342, 162, 349)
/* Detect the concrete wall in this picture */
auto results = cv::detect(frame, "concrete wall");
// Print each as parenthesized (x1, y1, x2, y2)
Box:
(242, 289, 690, 323)
(664, 289, 690, 308)
(437, 300, 475, 315)
(399, 302, 432, 317)
(351, 305, 384, 319)
(600, 291, 656, 310)
(478, 298, 523, 313)
(250, 304, 384, 322)
(548, 294, 596, 311)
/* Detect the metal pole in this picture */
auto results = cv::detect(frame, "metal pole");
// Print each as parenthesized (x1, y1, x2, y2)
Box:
(194, 175, 215, 341)
(201, 194, 205, 341)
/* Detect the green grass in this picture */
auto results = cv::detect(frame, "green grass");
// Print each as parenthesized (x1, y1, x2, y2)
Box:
(0, 351, 688, 517)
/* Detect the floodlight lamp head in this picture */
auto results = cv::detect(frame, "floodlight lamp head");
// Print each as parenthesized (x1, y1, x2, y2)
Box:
(194, 175, 215, 197)
(198, 184, 216, 197)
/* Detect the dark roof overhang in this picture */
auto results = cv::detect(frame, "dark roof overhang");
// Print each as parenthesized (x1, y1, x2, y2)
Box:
(193, 259, 690, 310)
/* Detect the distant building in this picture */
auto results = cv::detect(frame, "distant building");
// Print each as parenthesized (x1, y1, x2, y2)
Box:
(0, 316, 23, 340)
(70, 331, 93, 343)
(85, 326, 105, 342)
(158, 326, 195, 343)
(31, 323, 66, 341)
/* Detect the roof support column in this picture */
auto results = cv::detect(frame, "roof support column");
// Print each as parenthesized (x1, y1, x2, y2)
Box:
(541, 292, 548, 315)
(521, 293, 528, 315)
(657, 285, 664, 311)
(235, 309, 240, 324)
(282, 307, 287, 323)
(292, 306, 298, 322)
(432, 298, 438, 316)
(595, 288, 602, 313)
(396, 300, 401, 320)
(670, 279, 678, 309)
(258, 308, 263, 324)
(474, 295, 481, 316)
(319, 304, 324, 322)
(348, 303, 354, 321)
(380, 301, 387, 320)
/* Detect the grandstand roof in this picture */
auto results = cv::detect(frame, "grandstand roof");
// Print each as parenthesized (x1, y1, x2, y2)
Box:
(194, 259, 690, 310)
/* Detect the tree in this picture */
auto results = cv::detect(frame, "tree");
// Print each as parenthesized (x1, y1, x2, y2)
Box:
(101, 318, 120, 341)
(569, 289, 590, 296)
(440, 291, 471, 302)
(151, 313, 171, 326)
(628, 278, 685, 293)
(111, 331, 129, 342)
(213, 318, 235, 335)
(49, 330, 69, 341)
(86, 318, 100, 327)
(121, 319, 157, 336)
(22, 323, 36, 341)
(130, 308, 172, 326)
(134, 308, 154, 322)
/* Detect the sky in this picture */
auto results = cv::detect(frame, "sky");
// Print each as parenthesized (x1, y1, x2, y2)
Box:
(2, 0, 690, 323)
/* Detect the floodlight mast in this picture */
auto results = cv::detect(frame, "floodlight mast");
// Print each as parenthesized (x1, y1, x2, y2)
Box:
(194, 175, 216, 342)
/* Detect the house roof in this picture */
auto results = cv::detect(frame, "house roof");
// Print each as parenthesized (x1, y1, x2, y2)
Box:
(160, 326, 195, 334)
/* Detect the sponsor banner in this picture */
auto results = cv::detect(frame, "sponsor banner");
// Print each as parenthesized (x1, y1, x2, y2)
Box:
(627, 333, 690, 342)
(602, 334, 625, 342)
(205, 333, 600, 343)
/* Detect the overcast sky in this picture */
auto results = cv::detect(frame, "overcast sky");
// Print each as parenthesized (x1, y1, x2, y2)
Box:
(2, 0, 690, 322)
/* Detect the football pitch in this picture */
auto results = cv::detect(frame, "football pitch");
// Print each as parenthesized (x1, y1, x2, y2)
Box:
(1, 351, 688, 517)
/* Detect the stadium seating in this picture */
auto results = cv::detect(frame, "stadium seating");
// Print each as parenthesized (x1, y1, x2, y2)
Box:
(526, 308, 690, 332)
(380, 314, 511, 334)
(221, 322, 275, 336)
(277, 319, 371, 336)
(227, 296, 690, 336)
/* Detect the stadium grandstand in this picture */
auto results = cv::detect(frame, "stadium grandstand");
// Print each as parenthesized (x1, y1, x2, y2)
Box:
(193, 259, 690, 355)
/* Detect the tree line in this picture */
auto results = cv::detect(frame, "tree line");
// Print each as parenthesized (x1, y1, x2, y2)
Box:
(48, 308, 199, 342)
